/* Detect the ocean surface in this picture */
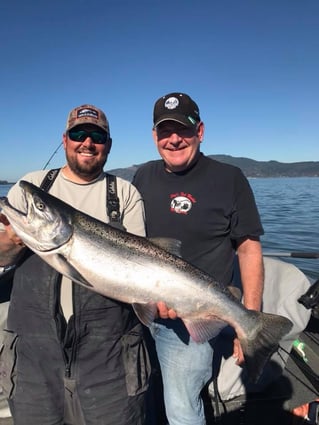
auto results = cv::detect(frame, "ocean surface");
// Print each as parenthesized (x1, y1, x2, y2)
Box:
(1, 178, 318, 280)
(249, 177, 319, 280)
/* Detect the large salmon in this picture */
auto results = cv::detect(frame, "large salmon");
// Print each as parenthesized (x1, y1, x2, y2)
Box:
(0, 180, 293, 383)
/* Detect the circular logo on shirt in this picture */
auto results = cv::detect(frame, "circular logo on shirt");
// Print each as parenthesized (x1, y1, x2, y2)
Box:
(170, 196, 192, 214)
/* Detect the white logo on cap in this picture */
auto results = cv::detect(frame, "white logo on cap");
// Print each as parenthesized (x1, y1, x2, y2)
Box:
(77, 108, 98, 119)
(164, 97, 179, 110)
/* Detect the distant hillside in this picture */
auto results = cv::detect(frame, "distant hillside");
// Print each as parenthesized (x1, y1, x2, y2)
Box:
(109, 155, 319, 181)
(207, 155, 319, 178)
(2, 156, 317, 184)
(108, 165, 140, 182)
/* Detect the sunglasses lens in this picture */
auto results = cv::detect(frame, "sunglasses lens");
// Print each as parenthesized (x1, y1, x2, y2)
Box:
(68, 130, 108, 144)
(90, 131, 108, 144)
(68, 130, 86, 142)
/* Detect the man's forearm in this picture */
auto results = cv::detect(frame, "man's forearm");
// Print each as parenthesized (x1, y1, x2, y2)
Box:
(237, 238, 264, 311)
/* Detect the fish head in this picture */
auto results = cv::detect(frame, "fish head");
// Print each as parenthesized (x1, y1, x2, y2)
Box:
(0, 180, 73, 252)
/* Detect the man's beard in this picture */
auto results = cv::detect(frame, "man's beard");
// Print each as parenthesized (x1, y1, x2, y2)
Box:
(67, 153, 107, 179)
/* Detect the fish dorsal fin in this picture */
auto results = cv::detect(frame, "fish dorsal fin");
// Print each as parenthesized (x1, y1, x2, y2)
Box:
(183, 317, 227, 343)
(148, 237, 182, 257)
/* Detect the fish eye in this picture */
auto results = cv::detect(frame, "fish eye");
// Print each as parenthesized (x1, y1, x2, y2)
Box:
(36, 201, 45, 211)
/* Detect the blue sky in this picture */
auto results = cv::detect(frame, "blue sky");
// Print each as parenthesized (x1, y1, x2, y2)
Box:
(1, 0, 318, 182)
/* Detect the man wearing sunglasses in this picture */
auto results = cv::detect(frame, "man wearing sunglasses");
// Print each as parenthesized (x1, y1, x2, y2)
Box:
(0, 105, 150, 425)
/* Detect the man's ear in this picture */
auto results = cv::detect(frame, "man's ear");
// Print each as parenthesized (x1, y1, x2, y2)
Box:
(152, 128, 158, 146)
(106, 138, 112, 154)
(62, 133, 67, 149)
(197, 122, 205, 142)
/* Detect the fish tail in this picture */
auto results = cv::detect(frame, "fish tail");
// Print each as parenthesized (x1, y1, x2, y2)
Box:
(239, 312, 293, 384)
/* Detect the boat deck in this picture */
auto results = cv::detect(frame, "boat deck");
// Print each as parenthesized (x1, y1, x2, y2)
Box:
(206, 315, 319, 425)
(0, 318, 318, 425)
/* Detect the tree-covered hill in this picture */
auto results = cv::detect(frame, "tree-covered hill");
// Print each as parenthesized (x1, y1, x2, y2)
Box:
(108, 155, 319, 181)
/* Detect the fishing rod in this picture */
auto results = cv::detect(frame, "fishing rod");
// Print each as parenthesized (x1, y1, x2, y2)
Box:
(42, 142, 63, 170)
(263, 251, 319, 259)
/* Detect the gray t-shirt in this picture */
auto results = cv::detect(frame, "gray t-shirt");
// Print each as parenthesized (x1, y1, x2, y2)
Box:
(8, 169, 146, 236)
(7, 168, 146, 319)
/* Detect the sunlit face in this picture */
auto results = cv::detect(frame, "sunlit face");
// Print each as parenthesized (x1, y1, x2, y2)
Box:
(152, 121, 204, 172)
(63, 124, 111, 182)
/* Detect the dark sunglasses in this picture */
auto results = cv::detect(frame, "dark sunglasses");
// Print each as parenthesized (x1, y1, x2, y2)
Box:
(68, 130, 109, 144)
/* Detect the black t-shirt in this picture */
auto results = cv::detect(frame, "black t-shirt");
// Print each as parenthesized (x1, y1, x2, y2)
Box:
(133, 154, 264, 285)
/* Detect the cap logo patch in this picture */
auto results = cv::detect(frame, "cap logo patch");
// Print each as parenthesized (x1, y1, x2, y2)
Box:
(164, 97, 179, 110)
(77, 108, 98, 119)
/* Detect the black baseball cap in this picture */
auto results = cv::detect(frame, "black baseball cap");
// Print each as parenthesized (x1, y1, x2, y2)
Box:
(153, 92, 201, 128)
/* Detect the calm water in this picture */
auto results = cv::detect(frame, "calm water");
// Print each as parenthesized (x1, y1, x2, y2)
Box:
(1, 178, 318, 279)
(249, 177, 319, 280)
(0, 184, 13, 197)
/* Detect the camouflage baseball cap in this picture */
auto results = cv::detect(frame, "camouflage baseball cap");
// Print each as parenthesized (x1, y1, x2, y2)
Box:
(66, 104, 110, 133)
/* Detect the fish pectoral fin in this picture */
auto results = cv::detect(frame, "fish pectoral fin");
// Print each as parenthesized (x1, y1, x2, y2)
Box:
(148, 237, 182, 257)
(56, 254, 93, 288)
(183, 317, 227, 343)
(132, 302, 158, 327)
(228, 286, 242, 301)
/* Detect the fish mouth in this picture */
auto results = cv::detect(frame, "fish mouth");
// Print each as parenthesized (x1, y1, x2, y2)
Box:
(1, 182, 49, 228)
(2, 182, 74, 253)
(0, 196, 10, 209)
(0, 196, 27, 219)
(0, 196, 31, 246)
(20, 180, 35, 196)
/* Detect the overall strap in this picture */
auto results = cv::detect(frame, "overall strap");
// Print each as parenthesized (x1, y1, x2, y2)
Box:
(106, 173, 123, 228)
(40, 168, 61, 191)
(40, 169, 124, 229)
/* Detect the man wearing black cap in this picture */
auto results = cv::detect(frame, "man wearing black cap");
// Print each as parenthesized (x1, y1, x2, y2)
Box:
(133, 93, 264, 424)
(0, 104, 150, 425)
